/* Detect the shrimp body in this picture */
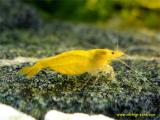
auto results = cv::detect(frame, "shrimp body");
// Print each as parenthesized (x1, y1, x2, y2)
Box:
(42, 50, 92, 75)
(19, 49, 124, 78)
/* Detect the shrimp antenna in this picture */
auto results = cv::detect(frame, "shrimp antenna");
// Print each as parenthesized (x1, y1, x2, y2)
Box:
(117, 59, 148, 81)
(116, 37, 119, 51)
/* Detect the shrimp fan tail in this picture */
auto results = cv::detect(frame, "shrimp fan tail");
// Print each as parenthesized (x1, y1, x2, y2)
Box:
(19, 63, 43, 78)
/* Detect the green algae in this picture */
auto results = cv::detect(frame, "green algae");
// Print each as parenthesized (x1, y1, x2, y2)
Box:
(0, 59, 159, 120)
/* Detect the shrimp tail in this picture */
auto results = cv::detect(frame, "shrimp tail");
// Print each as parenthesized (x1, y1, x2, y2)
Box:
(19, 62, 44, 78)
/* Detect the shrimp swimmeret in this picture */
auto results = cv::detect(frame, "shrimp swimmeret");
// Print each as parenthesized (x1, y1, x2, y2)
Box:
(19, 49, 124, 79)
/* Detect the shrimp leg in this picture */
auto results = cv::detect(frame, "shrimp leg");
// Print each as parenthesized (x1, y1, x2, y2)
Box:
(101, 64, 116, 80)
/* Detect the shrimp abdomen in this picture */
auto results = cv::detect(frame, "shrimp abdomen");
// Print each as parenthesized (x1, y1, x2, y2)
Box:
(19, 61, 45, 78)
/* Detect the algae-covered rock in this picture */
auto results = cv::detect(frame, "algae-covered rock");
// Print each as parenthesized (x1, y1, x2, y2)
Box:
(0, 59, 159, 120)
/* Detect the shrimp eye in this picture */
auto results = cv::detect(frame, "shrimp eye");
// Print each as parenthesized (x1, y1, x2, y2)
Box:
(111, 52, 114, 54)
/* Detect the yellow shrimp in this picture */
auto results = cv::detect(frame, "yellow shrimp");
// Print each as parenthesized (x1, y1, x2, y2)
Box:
(19, 49, 124, 78)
